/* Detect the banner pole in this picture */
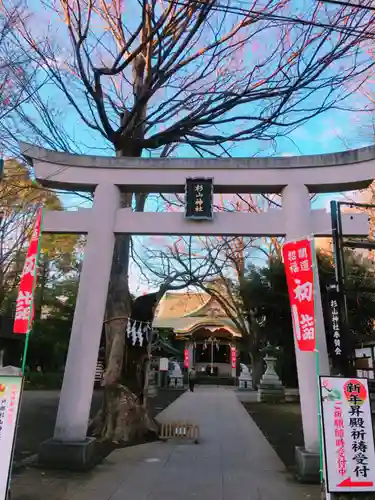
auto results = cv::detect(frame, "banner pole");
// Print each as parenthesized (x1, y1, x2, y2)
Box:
(7, 207, 44, 499)
(315, 349, 324, 482)
(21, 333, 30, 375)
(311, 240, 323, 480)
(19, 207, 44, 376)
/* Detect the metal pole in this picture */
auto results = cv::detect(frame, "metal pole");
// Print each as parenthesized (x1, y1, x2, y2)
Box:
(331, 201, 346, 375)
(330, 201, 340, 286)
(331, 201, 353, 376)
(337, 202, 355, 376)
(336, 203, 349, 331)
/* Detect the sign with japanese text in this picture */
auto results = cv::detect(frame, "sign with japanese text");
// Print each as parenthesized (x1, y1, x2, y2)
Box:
(326, 286, 352, 375)
(0, 375, 23, 500)
(185, 178, 213, 220)
(231, 346, 236, 369)
(327, 287, 343, 358)
(13, 209, 43, 335)
(320, 376, 375, 493)
(184, 348, 189, 369)
(282, 238, 316, 352)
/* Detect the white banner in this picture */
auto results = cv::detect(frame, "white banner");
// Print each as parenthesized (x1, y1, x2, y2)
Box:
(0, 375, 23, 500)
(159, 358, 168, 372)
(320, 376, 375, 493)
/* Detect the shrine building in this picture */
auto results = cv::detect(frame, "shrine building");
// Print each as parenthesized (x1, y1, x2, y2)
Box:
(153, 282, 241, 381)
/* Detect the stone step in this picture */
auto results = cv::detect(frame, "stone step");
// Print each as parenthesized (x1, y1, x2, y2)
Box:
(195, 375, 235, 386)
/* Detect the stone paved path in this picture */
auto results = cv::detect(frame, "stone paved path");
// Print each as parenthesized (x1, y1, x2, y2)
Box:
(57, 386, 321, 500)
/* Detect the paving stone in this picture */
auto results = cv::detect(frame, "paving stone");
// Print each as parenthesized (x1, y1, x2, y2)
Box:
(12, 387, 322, 500)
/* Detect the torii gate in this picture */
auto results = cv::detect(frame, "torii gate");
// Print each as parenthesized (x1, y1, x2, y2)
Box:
(20, 141, 374, 476)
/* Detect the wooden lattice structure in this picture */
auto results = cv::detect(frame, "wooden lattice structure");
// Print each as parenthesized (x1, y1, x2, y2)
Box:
(159, 421, 200, 444)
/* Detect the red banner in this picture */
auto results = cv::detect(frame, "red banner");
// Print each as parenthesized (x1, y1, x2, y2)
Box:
(231, 346, 236, 369)
(13, 209, 43, 335)
(282, 238, 316, 352)
(184, 348, 189, 368)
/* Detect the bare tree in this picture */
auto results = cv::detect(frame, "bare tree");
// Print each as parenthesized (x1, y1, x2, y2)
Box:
(8, 0, 375, 440)
(0, 2, 52, 157)
(0, 159, 54, 310)
(134, 228, 272, 389)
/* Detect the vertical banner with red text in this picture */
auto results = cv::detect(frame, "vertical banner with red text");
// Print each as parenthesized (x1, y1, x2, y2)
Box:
(13, 208, 43, 335)
(184, 348, 189, 369)
(231, 346, 236, 369)
(282, 238, 317, 352)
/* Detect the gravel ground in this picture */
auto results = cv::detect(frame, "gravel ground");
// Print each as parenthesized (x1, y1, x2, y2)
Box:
(242, 402, 304, 472)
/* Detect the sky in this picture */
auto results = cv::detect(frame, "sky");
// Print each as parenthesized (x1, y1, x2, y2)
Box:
(13, 0, 375, 293)
(45, 74, 373, 295)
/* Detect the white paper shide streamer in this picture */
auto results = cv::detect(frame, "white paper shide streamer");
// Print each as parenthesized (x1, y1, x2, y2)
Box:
(126, 318, 152, 346)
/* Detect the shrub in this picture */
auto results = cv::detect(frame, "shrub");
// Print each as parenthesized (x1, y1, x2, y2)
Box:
(24, 371, 63, 390)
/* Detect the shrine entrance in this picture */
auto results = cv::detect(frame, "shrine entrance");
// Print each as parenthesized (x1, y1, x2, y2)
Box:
(153, 285, 240, 382)
(20, 141, 375, 474)
(193, 333, 231, 375)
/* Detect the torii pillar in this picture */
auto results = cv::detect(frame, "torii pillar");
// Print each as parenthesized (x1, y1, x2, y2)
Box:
(283, 184, 330, 481)
(19, 141, 373, 475)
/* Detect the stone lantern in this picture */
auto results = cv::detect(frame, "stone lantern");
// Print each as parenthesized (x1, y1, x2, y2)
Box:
(257, 343, 285, 403)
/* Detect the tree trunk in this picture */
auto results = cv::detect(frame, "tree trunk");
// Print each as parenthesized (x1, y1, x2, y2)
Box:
(90, 142, 159, 442)
(90, 232, 159, 441)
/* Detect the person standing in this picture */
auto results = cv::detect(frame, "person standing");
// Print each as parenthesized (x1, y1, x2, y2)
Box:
(188, 367, 196, 392)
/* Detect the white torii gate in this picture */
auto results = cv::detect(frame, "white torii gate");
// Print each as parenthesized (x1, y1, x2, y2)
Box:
(20, 141, 374, 475)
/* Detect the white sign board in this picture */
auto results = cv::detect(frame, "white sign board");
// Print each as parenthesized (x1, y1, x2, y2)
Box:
(319, 376, 375, 493)
(159, 358, 168, 372)
(0, 375, 23, 500)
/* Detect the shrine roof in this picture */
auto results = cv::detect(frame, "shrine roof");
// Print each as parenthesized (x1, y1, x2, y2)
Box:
(154, 288, 241, 336)
(152, 316, 241, 337)
(155, 281, 233, 319)
(155, 291, 209, 319)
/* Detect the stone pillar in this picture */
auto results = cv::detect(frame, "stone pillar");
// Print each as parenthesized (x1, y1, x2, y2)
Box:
(282, 184, 330, 479)
(53, 183, 120, 442)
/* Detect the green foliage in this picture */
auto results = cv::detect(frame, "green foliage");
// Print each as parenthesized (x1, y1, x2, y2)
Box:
(0, 159, 80, 317)
(239, 250, 375, 387)
(240, 258, 296, 386)
(24, 371, 63, 390)
(0, 158, 81, 370)
(27, 318, 72, 372)
(317, 251, 375, 339)
(26, 277, 78, 371)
